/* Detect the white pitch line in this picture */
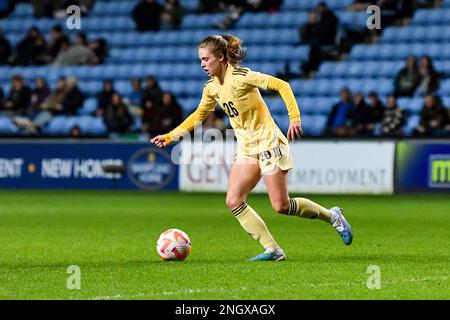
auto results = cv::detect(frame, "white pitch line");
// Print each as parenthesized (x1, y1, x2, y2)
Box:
(90, 287, 248, 300)
(89, 275, 449, 299)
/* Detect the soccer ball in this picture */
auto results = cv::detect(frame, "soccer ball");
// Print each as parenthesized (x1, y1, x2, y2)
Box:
(156, 228, 191, 261)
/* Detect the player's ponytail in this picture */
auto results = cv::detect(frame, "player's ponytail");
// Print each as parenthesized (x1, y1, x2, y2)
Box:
(221, 34, 246, 67)
(199, 34, 246, 67)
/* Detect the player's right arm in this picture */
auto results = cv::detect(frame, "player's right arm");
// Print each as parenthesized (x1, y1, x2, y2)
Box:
(150, 82, 216, 148)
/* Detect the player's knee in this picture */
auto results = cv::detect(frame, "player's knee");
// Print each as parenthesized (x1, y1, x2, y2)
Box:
(272, 200, 290, 214)
(226, 195, 245, 210)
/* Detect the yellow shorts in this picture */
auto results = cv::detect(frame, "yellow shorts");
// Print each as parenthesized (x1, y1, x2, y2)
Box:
(235, 142, 293, 174)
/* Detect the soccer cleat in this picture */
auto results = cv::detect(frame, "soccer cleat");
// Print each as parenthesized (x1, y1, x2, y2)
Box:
(330, 207, 353, 245)
(249, 247, 286, 261)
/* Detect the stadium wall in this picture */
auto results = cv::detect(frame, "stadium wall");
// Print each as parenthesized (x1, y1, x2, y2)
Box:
(0, 140, 448, 194)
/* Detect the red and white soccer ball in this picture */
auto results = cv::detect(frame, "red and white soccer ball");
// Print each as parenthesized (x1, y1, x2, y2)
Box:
(156, 228, 191, 261)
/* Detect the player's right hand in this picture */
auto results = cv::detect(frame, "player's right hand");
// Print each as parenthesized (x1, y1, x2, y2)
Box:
(150, 135, 167, 148)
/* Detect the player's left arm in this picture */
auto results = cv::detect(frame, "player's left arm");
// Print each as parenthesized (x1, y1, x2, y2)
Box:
(238, 69, 303, 141)
(266, 76, 303, 141)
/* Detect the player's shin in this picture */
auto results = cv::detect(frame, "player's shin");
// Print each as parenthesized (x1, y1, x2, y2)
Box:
(287, 198, 332, 223)
(231, 203, 278, 249)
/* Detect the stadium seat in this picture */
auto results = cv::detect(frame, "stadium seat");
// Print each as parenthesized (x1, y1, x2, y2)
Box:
(439, 80, 450, 95)
(404, 115, 420, 136)
(0, 116, 20, 134)
(79, 98, 98, 115)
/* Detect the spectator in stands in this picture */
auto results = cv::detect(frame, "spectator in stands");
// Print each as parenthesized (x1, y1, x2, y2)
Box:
(198, 0, 220, 13)
(445, 107, 450, 137)
(350, 92, 371, 136)
(32, 77, 67, 128)
(393, 56, 420, 97)
(161, 0, 184, 30)
(324, 87, 354, 137)
(380, 94, 405, 137)
(347, 0, 374, 11)
(10, 77, 51, 135)
(69, 125, 82, 138)
(3, 75, 31, 116)
(215, 0, 245, 30)
(95, 79, 116, 117)
(53, 33, 97, 66)
(62, 77, 84, 115)
(125, 78, 143, 120)
(0, 30, 12, 65)
(415, 55, 440, 96)
(30, 0, 62, 18)
(103, 93, 133, 133)
(142, 99, 159, 135)
(316, 2, 339, 45)
(132, 0, 162, 32)
(46, 25, 66, 60)
(298, 11, 320, 45)
(57, 0, 95, 17)
(245, 0, 282, 12)
(12, 26, 47, 65)
(160, 91, 183, 131)
(203, 110, 226, 134)
(348, 0, 413, 20)
(367, 91, 384, 123)
(301, 2, 339, 76)
(0, 87, 4, 111)
(9, 77, 54, 134)
(142, 92, 183, 137)
(413, 94, 449, 137)
(89, 38, 108, 64)
(142, 76, 163, 106)
(128, 78, 143, 108)
(29, 77, 51, 117)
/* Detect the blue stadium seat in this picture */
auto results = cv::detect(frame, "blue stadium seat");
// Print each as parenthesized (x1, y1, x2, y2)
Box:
(412, 9, 450, 25)
(79, 98, 98, 115)
(76, 116, 107, 135)
(404, 115, 420, 136)
(272, 114, 290, 133)
(0, 116, 19, 134)
(404, 97, 424, 114)
(265, 97, 285, 115)
(302, 115, 327, 136)
(43, 116, 69, 135)
(11, 3, 33, 17)
(439, 80, 450, 95)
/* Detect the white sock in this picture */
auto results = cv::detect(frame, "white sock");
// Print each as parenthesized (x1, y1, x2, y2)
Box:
(330, 210, 344, 231)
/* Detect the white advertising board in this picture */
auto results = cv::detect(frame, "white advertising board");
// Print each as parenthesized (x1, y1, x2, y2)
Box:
(179, 141, 395, 194)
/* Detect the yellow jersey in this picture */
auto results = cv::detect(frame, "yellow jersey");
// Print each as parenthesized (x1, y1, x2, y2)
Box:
(165, 64, 301, 156)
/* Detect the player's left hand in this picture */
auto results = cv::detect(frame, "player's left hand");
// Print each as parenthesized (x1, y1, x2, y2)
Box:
(287, 121, 303, 141)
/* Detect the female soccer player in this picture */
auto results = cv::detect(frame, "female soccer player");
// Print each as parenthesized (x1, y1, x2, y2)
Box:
(151, 35, 352, 261)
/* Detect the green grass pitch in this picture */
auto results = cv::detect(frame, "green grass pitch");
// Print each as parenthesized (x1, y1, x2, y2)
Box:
(0, 190, 449, 300)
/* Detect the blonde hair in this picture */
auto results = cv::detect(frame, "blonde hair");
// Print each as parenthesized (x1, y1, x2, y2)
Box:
(199, 34, 247, 67)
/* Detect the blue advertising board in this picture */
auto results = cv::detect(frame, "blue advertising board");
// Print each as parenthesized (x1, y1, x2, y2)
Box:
(0, 141, 178, 190)
(396, 141, 450, 193)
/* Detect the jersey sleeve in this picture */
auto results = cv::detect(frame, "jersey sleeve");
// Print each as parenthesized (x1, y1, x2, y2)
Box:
(267, 76, 301, 122)
(234, 67, 270, 90)
(163, 82, 216, 144)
